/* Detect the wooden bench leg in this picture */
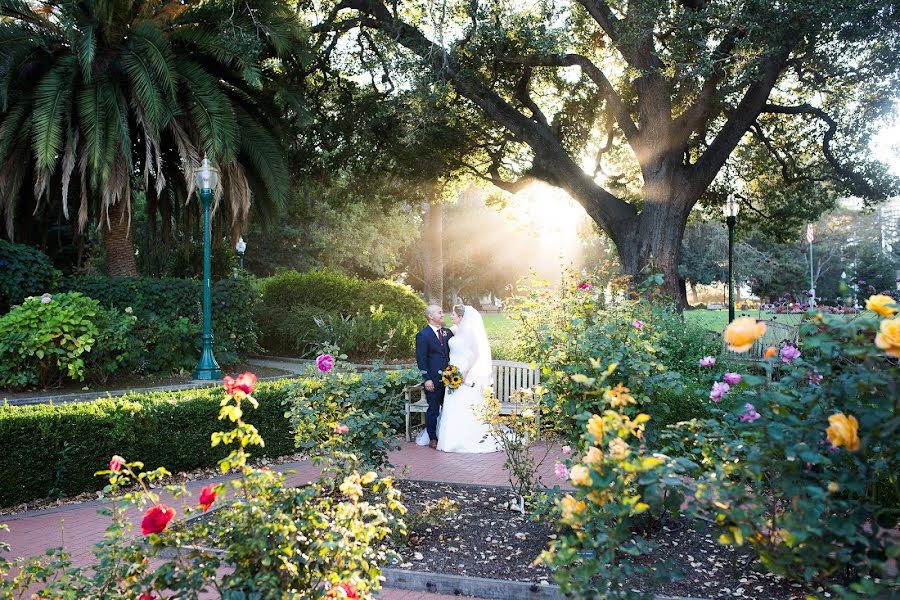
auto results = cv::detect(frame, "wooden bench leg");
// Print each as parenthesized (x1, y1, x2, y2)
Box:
(405, 407, 412, 443)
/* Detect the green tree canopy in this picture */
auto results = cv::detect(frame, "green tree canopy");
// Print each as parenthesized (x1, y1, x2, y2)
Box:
(309, 0, 900, 305)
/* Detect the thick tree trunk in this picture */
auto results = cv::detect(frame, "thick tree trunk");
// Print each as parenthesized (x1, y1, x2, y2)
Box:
(103, 200, 138, 277)
(603, 172, 691, 308)
(690, 281, 700, 304)
(422, 192, 443, 307)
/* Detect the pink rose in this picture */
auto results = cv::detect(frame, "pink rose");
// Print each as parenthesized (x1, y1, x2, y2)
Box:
(722, 373, 742, 385)
(333, 423, 349, 434)
(561, 445, 571, 455)
(224, 372, 257, 395)
(780, 345, 801, 363)
(108, 455, 125, 473)
(709, 381, 730, 402)
(632, 319, 644, 330)
(577, 282, 593, 290)
(739, 403, 761, 423)
(699, 356, 716, 368)
(316, 354, 335, 373)
(554, 463, 569, 480)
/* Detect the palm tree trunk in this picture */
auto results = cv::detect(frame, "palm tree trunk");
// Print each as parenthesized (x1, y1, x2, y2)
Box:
(103, 201, 138, 277)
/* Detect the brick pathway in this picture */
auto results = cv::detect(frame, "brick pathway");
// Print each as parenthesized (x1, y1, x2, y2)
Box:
(1, 440, 567, 599)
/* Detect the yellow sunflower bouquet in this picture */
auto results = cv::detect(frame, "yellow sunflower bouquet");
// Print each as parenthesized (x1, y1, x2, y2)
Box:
(441, 364, 463, 391)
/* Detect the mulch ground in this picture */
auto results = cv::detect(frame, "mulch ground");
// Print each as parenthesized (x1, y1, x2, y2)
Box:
(392, 480, 808, 600)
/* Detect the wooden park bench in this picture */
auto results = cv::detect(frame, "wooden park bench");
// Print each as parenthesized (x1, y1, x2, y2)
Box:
(403, 360, 541, 442)
(721, 319, 800, 365)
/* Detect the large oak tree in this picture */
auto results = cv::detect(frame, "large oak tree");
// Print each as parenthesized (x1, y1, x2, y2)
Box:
(311, 0, 899, 304)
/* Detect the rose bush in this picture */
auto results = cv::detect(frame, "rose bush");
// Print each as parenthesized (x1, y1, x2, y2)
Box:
(0, 373, 405, 598)
(660, 307, 899, 598)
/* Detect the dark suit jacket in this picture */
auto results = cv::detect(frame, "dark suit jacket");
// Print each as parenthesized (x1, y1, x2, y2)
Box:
(415, 325, 453, 384)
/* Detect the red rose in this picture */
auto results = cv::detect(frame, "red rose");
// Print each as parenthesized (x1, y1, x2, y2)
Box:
(224, 372, 257, 395)
(327, 583, 358, 599)
(108, 455, 125, 473)
(139, 594, 155, 600)
(141, 504, 175, 535)
(198, 485, 217, 513)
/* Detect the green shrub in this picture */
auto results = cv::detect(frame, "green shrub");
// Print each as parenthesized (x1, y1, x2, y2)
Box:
(256, 269, 424, 358)
(0, 240, 60, 310)
(284, 368, 419, 471)
(61, 275, 259, 365)
(0, 292, 100, 388)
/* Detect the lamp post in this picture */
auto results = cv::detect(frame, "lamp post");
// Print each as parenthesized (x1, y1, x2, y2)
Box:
(235, 236, 246, 271)
(723, 196, 740, 323)
(193, 157, 222, 381)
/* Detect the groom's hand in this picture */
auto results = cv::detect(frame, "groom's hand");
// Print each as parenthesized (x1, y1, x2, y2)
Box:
(424, 379, 435, 392)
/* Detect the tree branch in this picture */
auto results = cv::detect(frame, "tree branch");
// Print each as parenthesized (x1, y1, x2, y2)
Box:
(761, 103, 883, 198)
(692, 46, 794, 196)
(499, 53, 639, 145)
(514, 66, 549, 128)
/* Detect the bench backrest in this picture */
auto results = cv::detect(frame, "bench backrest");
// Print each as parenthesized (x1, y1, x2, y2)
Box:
(721, 319, 799, 360)
(491, 360, 540, 403)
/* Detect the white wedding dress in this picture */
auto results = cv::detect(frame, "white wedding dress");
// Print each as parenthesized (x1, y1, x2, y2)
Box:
(437, 307, 500, 453)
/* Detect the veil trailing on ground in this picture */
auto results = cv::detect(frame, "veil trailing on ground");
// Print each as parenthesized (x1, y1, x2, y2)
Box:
(456, 306, 492, 387)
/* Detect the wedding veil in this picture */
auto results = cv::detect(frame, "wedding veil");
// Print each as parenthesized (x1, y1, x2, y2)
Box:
(456, 306, 492, 386)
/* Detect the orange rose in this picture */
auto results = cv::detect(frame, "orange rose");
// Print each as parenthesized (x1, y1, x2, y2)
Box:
(866, 294, 898, 318)
(560, 494, 587, 525)
(874, 317, 900, 358)
(826, 413, 860, 451)
(586, 414, 604, 441)
(724, 317, 767, 352)
(763, 346, 777, 359)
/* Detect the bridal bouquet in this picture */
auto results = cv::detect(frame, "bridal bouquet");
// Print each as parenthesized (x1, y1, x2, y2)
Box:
(440, 364, 463, 391)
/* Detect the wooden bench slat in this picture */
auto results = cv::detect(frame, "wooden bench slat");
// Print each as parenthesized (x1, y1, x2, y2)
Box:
(403, 360, 541, 442)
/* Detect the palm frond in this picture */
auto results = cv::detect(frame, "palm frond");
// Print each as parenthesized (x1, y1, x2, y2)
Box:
(233, 102, 289, 214)
(75, 23, 95, 82)
(77, 78, 107, 188)
(31, 56, 75, 171)
(176, 57, 239, 161)
(60, 126, 79, 219)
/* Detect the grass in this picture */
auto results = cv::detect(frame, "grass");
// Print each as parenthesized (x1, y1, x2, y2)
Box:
(481, 313, 521, 360)
(684, 310, 808, 332)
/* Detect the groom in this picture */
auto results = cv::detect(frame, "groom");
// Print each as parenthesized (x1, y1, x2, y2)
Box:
(415, 305, 453, 449)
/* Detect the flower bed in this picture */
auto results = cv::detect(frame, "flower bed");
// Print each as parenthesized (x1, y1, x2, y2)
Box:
(390, 481, 797, 599)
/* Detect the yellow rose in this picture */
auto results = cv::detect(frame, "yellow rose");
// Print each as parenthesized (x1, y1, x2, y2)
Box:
(521, 409, 535, 419)
(826, 413, 860, 452)
(875, 317, 900, 358)
(583, 446, 603, 464)
(360, 471, 377, 485)
(723, 317, 767, 352)
(607, 437, 630, 459)
(586, 414, 604, 441)
(866, 294, 898, 318)
(560, 494, 586, 525)
(569, 464, 592, 486)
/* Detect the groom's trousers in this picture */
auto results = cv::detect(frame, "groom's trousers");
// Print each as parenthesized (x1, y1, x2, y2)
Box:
(425, 383, 445, 440)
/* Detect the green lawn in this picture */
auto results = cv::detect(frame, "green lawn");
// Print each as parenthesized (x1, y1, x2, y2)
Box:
(684, 310, 808, 332)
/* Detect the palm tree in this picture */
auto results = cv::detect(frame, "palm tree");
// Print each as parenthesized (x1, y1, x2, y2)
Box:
(0, 0, 300, 275)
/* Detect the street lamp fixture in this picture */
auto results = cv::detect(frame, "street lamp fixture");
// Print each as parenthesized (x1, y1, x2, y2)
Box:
(723, 196, 740, 323)
(192, 157, 222, 381)
(235, 236, 247, 271)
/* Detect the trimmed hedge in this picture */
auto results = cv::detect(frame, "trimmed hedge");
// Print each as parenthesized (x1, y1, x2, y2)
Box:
(0, 379, 296, 506)
(0, 370, 416, 507)
(256, 269, 425, 358)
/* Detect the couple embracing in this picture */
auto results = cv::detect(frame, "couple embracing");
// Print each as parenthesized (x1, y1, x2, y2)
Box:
(415, 304, 499, 453)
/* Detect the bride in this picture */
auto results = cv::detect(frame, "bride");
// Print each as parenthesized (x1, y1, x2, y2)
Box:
(437, 305, 500, 453)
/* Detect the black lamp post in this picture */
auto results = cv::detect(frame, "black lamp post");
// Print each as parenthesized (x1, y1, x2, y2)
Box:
(192, 157, 222, 381)
(723, 196, 740, 323)
(235, 236, 246, 271)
